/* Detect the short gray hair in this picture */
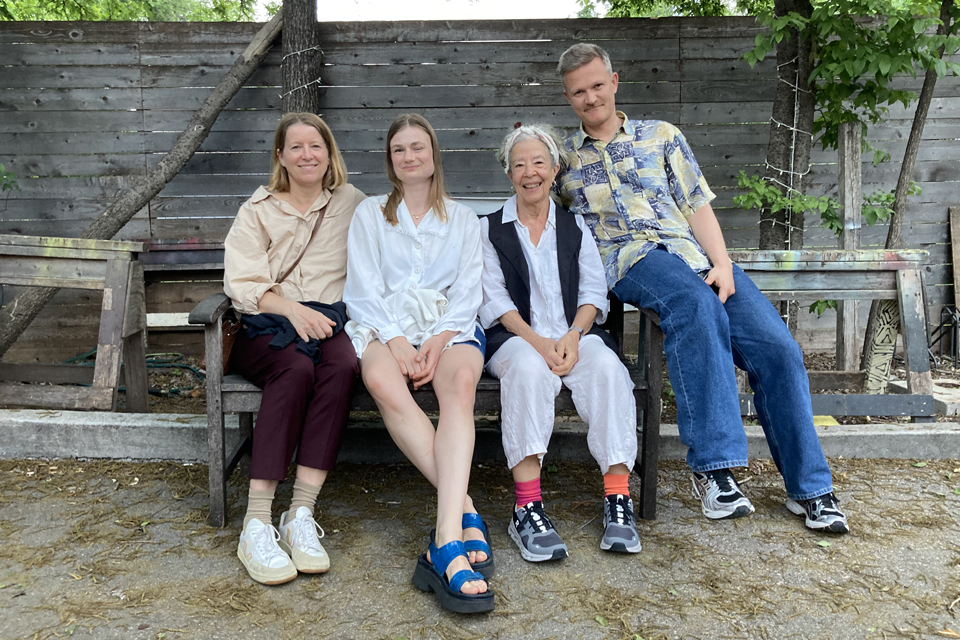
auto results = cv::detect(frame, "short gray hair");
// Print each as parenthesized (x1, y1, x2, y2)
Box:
(496, 124, 568, 175)
(557, 43, 613, 78)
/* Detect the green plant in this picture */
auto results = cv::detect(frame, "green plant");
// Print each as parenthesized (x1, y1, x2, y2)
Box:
(0, 163, 19, 194)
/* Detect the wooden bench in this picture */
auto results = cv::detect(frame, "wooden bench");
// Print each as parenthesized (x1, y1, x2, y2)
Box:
(728, 249, 934, 419)
(0, 235, 150, 412)
(189, 293, 663, 527)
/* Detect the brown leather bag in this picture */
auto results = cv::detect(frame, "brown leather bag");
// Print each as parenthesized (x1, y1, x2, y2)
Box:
(200, 313, 242, 376)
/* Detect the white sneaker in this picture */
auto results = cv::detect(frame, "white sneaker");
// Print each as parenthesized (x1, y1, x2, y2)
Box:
(278, 506, 330, 573)
(237, 518, 297, 585)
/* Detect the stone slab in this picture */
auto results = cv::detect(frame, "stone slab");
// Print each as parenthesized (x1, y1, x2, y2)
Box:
(1, 409, 958, 463)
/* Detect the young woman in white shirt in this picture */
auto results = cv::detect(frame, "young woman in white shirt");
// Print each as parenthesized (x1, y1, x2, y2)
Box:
(343, 113, 494, 614)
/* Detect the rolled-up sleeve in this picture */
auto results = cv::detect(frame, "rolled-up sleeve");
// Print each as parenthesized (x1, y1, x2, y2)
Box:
(433, 211, 483, 338)
(478, 215, 518, 329)
(665, 126, 716, 218)
(576, 216, 610, 324)
(223, 201, 282, 314)
(343, 199, 406, 343)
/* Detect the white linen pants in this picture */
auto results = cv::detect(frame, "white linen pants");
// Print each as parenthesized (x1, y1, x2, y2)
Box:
(486, 334, 638, 474)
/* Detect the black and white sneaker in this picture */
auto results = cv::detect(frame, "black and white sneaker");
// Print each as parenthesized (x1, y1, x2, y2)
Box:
(509, 501, 568, 562)
(786, 492, 849, 534)
(601, 494, 642, 553)
(691, 469, 755, 519)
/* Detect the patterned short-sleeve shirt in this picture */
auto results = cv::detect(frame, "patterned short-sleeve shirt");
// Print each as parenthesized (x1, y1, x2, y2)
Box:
(556, 114, 716, 288)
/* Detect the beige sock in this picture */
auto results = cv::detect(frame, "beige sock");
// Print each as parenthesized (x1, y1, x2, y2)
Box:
(288, 479, 322, 515)
(243, 488, 275, 529)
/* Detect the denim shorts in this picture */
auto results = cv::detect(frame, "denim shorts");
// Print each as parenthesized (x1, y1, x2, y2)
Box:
(414, 325, 486, 357)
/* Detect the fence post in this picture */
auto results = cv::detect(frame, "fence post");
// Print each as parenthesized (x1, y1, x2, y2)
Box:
(836, 122, 862, 371)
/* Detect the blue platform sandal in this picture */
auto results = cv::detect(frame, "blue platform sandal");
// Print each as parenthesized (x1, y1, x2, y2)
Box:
(412, 539, 494, 614)
(461, 512, 495, 578)
(429, 513, 495, 578)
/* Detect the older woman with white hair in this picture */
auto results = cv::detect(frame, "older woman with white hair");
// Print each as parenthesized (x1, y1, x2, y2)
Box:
(479, 124, 641, 562)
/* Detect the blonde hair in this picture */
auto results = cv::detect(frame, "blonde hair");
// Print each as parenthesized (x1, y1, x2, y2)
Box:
(382, 114, 448, 226)
(268, 112, 348, 193)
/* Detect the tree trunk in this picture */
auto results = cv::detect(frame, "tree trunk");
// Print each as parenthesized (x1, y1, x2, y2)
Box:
(281, 0, 320, 113)
(759, 0, 815, 332)
(0, 11, 284, 360)
(860, 0, 953, 393)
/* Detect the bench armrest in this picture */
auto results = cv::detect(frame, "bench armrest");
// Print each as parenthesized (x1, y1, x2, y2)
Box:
(188, 293, 232, 326)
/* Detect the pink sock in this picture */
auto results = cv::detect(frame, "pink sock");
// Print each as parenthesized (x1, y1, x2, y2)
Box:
(515, 477, 542, 508)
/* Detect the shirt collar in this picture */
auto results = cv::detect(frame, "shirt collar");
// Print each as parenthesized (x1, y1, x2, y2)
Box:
(573, 111, 631, 148)
(502, 194, 556, 229)
(255, 186, 333, 217)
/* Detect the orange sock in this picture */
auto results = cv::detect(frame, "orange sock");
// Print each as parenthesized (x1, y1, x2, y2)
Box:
(603, 472, 630, 498)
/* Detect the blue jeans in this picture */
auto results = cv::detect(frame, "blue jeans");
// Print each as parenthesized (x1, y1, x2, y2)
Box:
(612, 247, 834, 500)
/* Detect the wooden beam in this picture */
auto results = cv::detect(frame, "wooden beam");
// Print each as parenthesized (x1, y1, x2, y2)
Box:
(837, 122, 862, 371)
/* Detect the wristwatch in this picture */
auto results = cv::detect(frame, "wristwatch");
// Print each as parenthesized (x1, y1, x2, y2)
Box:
(568, 325, 584, 336)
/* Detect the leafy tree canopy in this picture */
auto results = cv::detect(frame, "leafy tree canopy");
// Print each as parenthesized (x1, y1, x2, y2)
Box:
(0, 0, 259, 21)
(580, 0, 773, 18)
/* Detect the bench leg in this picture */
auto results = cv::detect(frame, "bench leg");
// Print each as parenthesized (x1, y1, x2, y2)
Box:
(638, 315, 663, 521)
(122, 331, 149, 413)
(205, 320, 228, 527)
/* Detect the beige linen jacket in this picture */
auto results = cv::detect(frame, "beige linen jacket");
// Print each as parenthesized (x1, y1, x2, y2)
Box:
(223, 184, 367, 314)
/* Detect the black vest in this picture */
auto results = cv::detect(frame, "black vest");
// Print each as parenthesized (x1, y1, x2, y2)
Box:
(484, 205, 618, 362)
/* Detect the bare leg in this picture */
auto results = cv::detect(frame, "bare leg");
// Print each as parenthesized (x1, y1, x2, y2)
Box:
(512, 455, 541, 483)
(361, 341, 486, 593)
(430, 344, 486, 593)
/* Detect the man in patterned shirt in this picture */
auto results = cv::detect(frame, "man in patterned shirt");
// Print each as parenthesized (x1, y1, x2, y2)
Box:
(554, 43, 848, 534)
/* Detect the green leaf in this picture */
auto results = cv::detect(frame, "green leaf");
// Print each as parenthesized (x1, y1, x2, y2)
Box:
(595, 615, 608, 626)
(912, 462, 927, 467)
(546, 465, 559, 473)
(952, 487, 960, 495)
(878, 57, 891, 76)
(668, 588, 679, 596)
(817, 540, 832, 547)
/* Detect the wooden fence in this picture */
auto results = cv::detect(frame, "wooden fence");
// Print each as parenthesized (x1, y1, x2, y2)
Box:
(1, 18, 959, 362)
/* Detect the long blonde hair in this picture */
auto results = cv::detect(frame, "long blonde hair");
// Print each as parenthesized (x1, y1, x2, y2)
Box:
(382, 114, 448, 225)
(267, 112, 348, 193)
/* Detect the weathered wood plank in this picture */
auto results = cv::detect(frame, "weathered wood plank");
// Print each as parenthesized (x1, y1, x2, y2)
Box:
(740, 392, 935, 416)
(897, 269, 934, 395)
(0, 66, 140, 89)
(0, 234, 144, 252)
(0, 384, 114, 410)
(0, 362, 94, 384)
(0, 21, 137, 43)
(312, 18, 684, 44)
(0, 110, 143, 134)
(0, 132, 145, 155)
(321, 39, 681, 65)
(0, 87, 142, 111)
(0, 42, 140, 66)
(0, 154, 146, 178)
(142, 82, 681, 112)
(951, 207, 960, 310)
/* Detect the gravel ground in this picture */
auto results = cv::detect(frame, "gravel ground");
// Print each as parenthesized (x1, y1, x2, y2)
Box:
(1, 457, 959, 640)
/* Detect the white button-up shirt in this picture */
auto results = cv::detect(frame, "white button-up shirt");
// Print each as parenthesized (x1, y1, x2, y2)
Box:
(479, 196, 609, 340)
(344, 195, 483, 350)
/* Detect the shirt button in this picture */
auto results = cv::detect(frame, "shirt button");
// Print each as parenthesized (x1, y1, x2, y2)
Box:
(414, 267, 421, 274)
(415, 242, 422, 249)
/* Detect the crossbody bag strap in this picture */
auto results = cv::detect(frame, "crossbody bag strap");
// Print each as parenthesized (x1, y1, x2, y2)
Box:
(277, 207, 326, 285)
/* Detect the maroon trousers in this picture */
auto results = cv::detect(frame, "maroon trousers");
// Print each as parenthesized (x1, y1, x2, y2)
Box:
(230, 329, 359, 481)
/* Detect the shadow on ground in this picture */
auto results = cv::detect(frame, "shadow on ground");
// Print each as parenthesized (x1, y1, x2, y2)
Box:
(1, 457, 959, 640)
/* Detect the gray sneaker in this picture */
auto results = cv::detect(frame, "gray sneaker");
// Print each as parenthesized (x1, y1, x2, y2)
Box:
(786, 492, 849, 534)
(509, 501, 568, 562)
(601, 494, 642, 553)
(691, 469, 755, 519)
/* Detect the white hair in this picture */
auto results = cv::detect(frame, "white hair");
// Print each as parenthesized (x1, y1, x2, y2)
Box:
(496, 124, 567, 175)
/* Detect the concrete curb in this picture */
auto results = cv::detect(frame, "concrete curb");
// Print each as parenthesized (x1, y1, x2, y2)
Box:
(1, 409, 958, 462)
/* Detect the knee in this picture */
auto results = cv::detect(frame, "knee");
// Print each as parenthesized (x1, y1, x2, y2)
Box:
(447, 365, 480, 399)
(325, 350, 360, 381)
(360, 364, 393, 401)
(503, 356, 553, 389)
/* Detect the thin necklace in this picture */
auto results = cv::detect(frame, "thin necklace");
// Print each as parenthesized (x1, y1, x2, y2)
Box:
(411, 211, 426, 220)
